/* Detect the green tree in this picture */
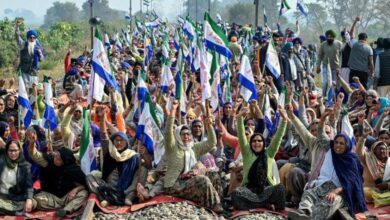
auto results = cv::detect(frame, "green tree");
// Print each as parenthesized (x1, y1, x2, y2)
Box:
(46, 22, 84, 52)
(81, 0, 127, 23)
(43, 2, 81, 29)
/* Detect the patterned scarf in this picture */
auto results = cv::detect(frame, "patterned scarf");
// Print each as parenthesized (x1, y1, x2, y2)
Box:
(365, 141, 388, 181)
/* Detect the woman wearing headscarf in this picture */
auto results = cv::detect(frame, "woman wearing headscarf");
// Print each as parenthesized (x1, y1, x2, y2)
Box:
(357, 123, 389, 204)
(0, 122, 11, 148)
(288, 134, 367, 220)
(231, 105, 288, 211)
(0, 140, 33, 215)
(28, 142, 88, 217)
(86, 106, 140, 206)
(0, 98, 8, 123)
(163, 100, 221, 213)
(22, 125, 47, 182)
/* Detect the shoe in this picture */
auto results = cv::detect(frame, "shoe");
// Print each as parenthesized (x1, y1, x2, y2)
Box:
(100, 200, 109, 207)
(56, 209, 67, 218)
(212, 203, 224, 214)
(287, 209, 310, 220)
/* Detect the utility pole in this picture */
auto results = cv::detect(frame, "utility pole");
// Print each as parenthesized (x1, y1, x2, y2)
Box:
(254, 0, 259, 28)
(208, 0, 211, 14)
(195, 0, 198, 22)
(129, 0, 132, 29)
(90, 0, 94, 50)
(187, 0, 189, 16)
(140, 0, 143, 14)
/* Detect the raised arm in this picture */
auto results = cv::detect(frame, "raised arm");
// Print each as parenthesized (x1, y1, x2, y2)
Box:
(15, 21, 24, 50)
(164, 100, 178, 153)
(357, 120, 373, 163)
(27, 135, 48, 168)
(349, 17, 360, 39)
(236, 107, 250, 157)
(267, 107, 288, 158)
(194, 115, 217, 158)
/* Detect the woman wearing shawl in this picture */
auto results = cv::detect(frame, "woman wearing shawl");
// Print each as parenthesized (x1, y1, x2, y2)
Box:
(288, 134, 367, 220)
(28, 141, 88, 217)
(23, 126, 47, 181)
(163, 100, 222, 213)
(0, 122, 11, 148)
(0, 140, 33, 215)
(86, 106, 140, 206)
(231, 104, 288, 211)
(357, 123, 390, 204)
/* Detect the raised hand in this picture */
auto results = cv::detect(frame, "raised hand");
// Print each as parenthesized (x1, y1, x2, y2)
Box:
(362, 120, 373, 138)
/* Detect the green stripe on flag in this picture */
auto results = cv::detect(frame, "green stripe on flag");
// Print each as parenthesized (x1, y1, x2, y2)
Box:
(95, 27, 103, 42)
(283, 0, 291, 10)
(204, 12, 229, 46)
(145, 94, 160, 127)
(209, 51, 218, 84)
(79, 108, 90, 161)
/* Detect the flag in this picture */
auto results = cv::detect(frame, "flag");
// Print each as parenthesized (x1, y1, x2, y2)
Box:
(341, 112, 355, 147)
(238, 55, 258, 102)
(209, 52, 220, 112)
(18, 74, 33, 128)
(263, 93, 273, 138)
(327, 86, 334, 107)
(279, 0, 291, 15)
(200, 46, 212, 101)
(263, 5, 268, 26)
(80, 108, 97, 174)
(89, 28, 120, 103)
(115, 33, 123, 51)
(160, 38, 174, 94)
(175, 71, 187, 116)
(278, 86, 287, 107)
(191, 35, 201, 72)
(265, 39, 281, 78)
(43, 76, 57, 130)
(173, 30, 180, 51)
(136, 94, 164, 164)
(104, 33, 110, 50)
(137, 70, 149, 102)
(203, 12, 233, 59)
(183, 18, 196, 41)
(145, 19, 160, 28)
(297, 0, 309, 17)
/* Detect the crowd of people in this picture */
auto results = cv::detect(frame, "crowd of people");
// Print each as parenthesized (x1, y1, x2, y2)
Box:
(0, 13, 389, 220)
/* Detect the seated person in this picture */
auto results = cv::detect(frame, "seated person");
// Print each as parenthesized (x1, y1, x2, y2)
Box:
(231, 105, 288, 211)
(86, 106, 140, 206)
(357, 124, 390, 204)
(288, 134, 367, 220)
(0, 140, 33, 215)
(28, 142, 88, 218)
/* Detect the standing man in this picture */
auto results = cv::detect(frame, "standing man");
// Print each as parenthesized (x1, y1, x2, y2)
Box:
(316, 30, 342, 98)
(374, 38, 390, 98)
(340, 17, 360, 84)
(15, 20, 44, 92)
(348, 33, 374, 89)
(292, 37, 310, 91)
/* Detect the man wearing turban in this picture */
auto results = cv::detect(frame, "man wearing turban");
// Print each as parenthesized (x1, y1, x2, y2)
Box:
(15, 20, 44, 92)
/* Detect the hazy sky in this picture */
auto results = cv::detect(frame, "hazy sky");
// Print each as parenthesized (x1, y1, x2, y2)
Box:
(1, 0, 145, 16)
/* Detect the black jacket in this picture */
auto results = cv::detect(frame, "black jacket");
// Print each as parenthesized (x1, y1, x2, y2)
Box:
(0, 149, 33, 201)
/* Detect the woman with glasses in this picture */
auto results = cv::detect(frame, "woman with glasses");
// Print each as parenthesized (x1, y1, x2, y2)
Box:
(231, 104, 288, 211)
(0, 140, 33, 215)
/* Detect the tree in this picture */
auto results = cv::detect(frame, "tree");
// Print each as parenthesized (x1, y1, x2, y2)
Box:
(81, 0, 127, 24)
(43, 2, 81, 28)
(305, 3, 328, 35)
(319, 0, 379, 32)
